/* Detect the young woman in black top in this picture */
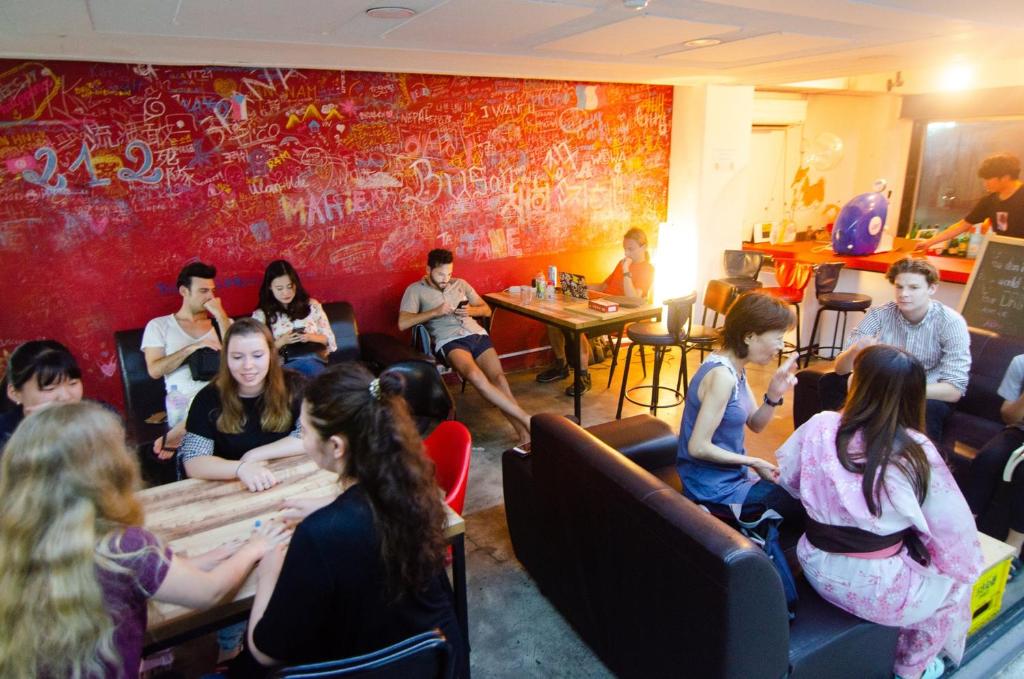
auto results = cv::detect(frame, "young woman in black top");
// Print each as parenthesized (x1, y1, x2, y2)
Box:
(245, 364, 467, 677)
(180, 318, 304, 492)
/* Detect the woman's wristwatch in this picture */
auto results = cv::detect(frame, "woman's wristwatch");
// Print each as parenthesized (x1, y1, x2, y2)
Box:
(763, 393, 784, 407)
(622, 271, 632, 278)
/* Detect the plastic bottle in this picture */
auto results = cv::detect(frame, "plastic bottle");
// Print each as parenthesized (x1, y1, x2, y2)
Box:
(967, 224, 983, 259)
(166, 385, 189, 427)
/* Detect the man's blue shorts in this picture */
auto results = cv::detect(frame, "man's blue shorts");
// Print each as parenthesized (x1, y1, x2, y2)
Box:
(436, 333, 494, 363)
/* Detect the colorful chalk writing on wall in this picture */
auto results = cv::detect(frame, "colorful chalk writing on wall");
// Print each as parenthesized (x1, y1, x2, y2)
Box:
(0, 60, 672, 407)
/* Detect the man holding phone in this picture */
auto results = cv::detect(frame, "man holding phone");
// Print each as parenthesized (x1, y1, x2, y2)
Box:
(142, 261, 233, 458)
(399, 249, 531, 444)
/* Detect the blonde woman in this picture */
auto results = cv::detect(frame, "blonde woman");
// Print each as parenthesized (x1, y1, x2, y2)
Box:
(181, 318, 305, 492)
(537, 227, 655, 395)
(0, 402, 288, 679)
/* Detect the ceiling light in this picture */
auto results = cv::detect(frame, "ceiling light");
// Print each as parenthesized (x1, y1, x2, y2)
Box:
(366, 6, 416, 20)
(623, 0, 650, 9)
(685, 38, 722, 48)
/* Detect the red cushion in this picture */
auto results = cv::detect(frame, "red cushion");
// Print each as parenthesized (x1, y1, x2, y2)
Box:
(761, 287, 805, 304)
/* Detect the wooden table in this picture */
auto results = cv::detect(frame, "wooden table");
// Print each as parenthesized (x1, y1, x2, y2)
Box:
(484, 290, 663, 421)
(141, 457, 467, 655)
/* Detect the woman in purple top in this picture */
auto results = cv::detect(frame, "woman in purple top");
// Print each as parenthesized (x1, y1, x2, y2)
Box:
(0, 402, 288, 679)
(677, 292, 803, 523)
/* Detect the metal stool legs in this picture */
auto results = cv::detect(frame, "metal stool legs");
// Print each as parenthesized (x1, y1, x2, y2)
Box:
(616, 344, 685, 419)
(803, 306, 865, 368)
(777, 303, 801, 366)
(607, 333, 647, 388)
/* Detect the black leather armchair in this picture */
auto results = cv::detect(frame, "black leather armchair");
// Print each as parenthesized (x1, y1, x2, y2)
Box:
(114, 328, 177, 486)
(321, 301, 455, 429)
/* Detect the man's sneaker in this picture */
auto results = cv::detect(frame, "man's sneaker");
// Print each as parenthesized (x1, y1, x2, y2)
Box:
(565, 372, 592, 396)
(536, 361, 570, 383)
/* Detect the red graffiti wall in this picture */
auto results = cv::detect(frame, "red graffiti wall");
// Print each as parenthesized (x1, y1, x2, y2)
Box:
(0, 60, 672, 408)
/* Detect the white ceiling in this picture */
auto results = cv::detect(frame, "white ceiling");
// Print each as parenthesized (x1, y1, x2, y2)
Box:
(0, 0, 1022, 90)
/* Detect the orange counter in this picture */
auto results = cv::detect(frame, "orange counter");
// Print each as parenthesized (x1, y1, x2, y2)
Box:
(743, 238, 974, 285)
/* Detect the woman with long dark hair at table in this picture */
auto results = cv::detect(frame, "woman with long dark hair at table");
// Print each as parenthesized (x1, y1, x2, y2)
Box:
(181, 318, 304, 492)
(775, 345, 983, 679)
(0, 402, 287, 679)
(253, 259, 336, 377)
(244, 363, 467, 677)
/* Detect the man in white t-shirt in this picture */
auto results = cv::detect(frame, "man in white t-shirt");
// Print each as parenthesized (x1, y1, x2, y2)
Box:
(142, 261, 233, 458)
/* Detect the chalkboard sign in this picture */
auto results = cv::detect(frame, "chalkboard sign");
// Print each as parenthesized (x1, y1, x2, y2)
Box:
(958, 235, 1024, 337)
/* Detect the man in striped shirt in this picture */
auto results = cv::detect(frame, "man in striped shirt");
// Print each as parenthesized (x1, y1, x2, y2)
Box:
(817, 258, 971, 443)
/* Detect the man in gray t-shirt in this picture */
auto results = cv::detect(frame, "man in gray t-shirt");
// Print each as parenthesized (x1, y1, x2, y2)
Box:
(399, 249, 530, 443)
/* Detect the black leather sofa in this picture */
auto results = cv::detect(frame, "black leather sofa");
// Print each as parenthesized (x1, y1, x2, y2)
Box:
(503, 413, 898, 679)
(115, 301, 454, 486)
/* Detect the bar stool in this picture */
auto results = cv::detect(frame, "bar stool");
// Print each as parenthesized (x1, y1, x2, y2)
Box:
(714, 250, 765, 294)
(606, 325, 648, 388)
(615, 294, 697, 419)
(803, 262, 872, 367)
(760, 260, 813, 365)
(687, 279, 738, 362)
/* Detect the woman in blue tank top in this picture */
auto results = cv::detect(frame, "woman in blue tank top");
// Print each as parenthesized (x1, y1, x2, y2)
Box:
(677, 292, 803, 522)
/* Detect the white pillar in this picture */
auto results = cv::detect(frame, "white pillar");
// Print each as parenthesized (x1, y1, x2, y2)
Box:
(666, 85, 755, 318)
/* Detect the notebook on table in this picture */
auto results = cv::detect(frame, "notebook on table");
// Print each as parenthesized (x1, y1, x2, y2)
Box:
(558, 272, 644, 308)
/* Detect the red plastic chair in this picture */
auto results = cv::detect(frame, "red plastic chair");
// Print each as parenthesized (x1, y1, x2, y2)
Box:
(760, 260, 813, 365)
(423, 420, 472, 515)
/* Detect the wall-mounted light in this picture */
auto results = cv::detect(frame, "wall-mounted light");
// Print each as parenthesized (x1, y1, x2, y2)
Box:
(886, 71, 903, 92)
(366, 6, 417, 19)
(684, 38, 722, 48)
(623, 0, 651, 10)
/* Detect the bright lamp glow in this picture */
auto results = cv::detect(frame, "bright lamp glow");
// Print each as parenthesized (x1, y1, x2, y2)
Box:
(940, 63, 973, 91)
(651, 220, 698, 306)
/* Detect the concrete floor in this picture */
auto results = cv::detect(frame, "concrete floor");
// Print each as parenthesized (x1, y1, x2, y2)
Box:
(457, 346, 1024, 678)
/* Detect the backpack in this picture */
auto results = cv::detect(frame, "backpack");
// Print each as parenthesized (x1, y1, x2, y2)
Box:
(733, 507, 799, 619)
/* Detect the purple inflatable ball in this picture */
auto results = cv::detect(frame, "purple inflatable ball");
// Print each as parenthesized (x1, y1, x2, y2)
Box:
(831, 191, 889, 256)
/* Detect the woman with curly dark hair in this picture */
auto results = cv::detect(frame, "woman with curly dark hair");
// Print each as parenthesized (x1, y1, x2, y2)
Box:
(245, 363, 466, 676)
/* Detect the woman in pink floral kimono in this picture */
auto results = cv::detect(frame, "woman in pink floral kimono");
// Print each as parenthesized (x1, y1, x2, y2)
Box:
(775, 345, 983, 679)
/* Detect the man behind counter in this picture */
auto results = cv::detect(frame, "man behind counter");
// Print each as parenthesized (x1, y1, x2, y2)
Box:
(915, 153, 1024, 251)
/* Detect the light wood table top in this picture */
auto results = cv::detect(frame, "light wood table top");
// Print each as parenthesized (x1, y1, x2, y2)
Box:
(485, 290, 663, 421)
(141, 457, 465, 650)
